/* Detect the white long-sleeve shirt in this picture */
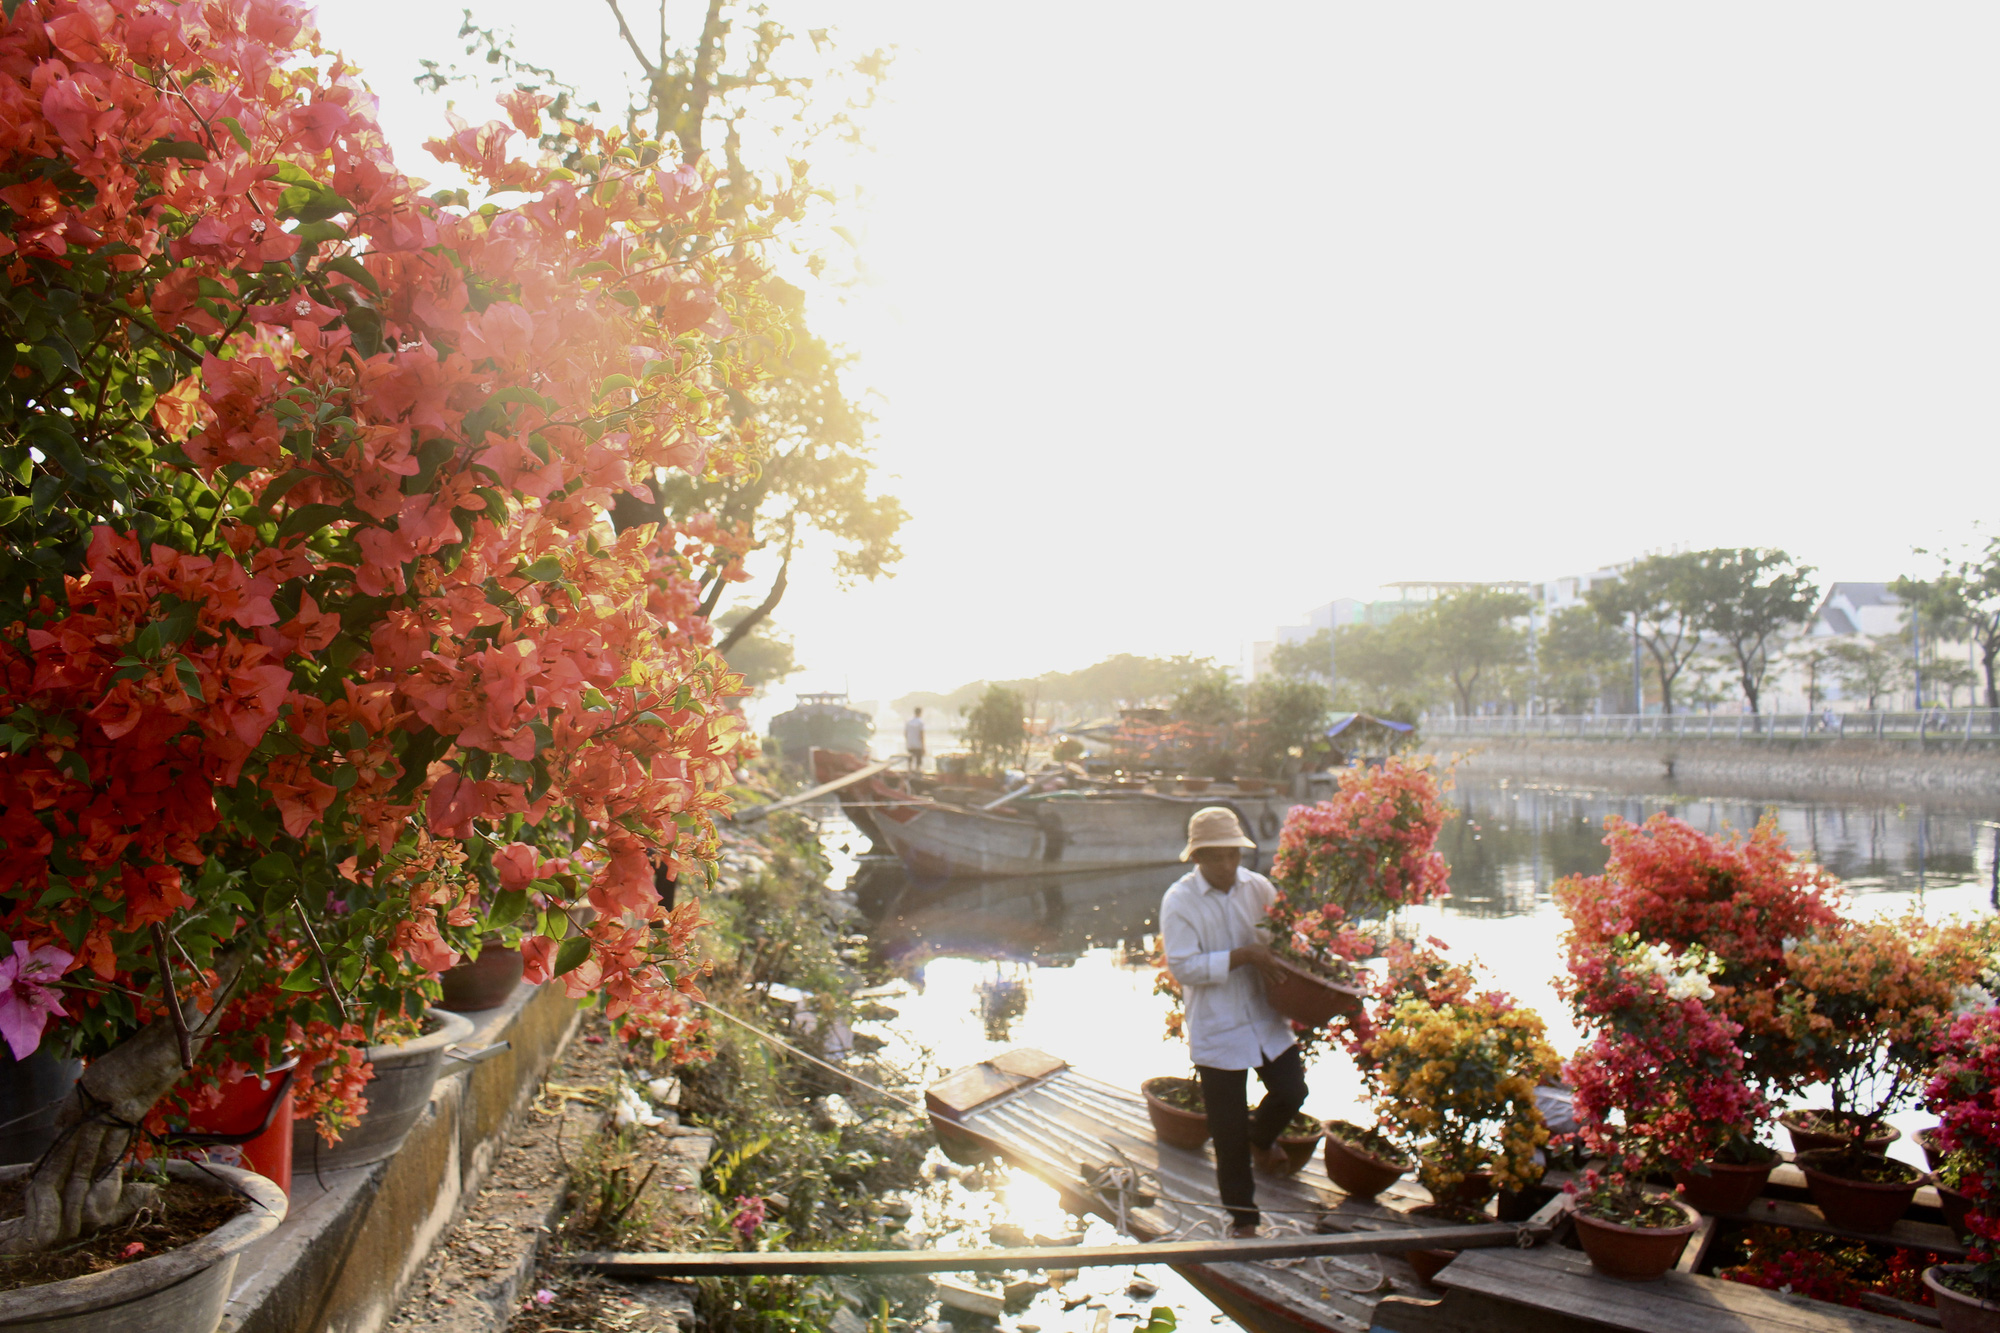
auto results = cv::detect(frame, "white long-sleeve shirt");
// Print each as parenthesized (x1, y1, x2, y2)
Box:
(1160, 867, 1296, 1070)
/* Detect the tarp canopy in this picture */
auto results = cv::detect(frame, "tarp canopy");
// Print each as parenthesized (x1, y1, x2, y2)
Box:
(1325, 712, 1415, 737)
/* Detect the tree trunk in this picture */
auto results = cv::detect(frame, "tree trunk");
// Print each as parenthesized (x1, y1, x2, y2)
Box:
(0, 945, 247, 1254)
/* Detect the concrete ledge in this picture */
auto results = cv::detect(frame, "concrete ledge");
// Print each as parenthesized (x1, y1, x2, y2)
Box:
(1421, 737, 2000, 805)
(221, 981, 581, 1333)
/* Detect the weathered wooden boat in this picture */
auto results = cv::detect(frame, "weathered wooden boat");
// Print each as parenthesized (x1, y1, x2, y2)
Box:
(813, 749, 1302, 879)
(926, 1049, 1961, 1333)
(770, 692, 874, 762)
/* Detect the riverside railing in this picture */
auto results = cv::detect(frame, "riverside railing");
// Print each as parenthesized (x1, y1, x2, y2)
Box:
(1418, 708, 2000, 745)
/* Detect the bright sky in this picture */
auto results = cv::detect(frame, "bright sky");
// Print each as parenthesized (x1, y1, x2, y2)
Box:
(318, 2, 2000, 713)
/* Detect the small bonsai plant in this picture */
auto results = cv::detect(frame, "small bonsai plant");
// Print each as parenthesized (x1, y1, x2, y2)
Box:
(1561, 935, 1767, 1220)
(1359, 948, 1558, 1201)
(1924, 1005, 2000, 1307)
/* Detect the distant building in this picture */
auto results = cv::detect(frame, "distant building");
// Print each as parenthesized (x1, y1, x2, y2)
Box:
(1808, 583, 1905, 639)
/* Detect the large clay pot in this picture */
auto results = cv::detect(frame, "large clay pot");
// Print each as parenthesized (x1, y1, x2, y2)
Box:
(1404, 1203, 1489, 1287)
(1274, 1118, 1324, 1175)
(1925, 1266, 2000, 1333)
(1936, 1181, 1974, 1243)
(292, 1009, 475, 1172)
(439, 942, 525, 1012)
(0, 1160, 285, 1333)
(1796, 1150, 1927, 1233)
(1672, 1156, 1776, 1216)
(1916, 1125, 1947, 1170)
(1780, 1110, 1900, 1156)
(1421, 1165, 1496, 1208)
(1573, 1196, 1701, 1281)
(1258, 956, 1368, 1028)
(0, 1046, 81, 1166)
(1141, 1077, 1209, 1151)
(1323, 1123, 1411, 1199)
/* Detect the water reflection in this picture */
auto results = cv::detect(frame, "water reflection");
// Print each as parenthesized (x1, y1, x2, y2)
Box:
(847, 777, 2000, 960)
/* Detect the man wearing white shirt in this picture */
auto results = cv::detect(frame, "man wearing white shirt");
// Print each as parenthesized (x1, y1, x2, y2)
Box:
(1160, 806, 1307, 1238)
(903, 708, 925, 772)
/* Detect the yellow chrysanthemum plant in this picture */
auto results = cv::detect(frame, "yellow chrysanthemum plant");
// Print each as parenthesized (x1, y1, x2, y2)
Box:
(1364, 982, 1562, 1201)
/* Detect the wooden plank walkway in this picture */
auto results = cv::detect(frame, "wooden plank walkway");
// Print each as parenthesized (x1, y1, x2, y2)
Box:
(932, 1053, 1460, 1333)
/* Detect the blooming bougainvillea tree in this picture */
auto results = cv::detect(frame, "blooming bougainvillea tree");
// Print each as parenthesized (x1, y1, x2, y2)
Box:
(1560, 935, 1767, 1209)
(1925, 1005, 2000, 1299)
(1554, 813, 1841, 1096)
(0, 0, 803, 1250)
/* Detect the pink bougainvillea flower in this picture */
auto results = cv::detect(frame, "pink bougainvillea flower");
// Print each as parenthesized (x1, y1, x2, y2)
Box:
(0, 941, 73, 1060)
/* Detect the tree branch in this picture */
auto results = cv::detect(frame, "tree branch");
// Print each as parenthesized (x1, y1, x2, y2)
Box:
(603, 0, 661, 77)
(715, 525, 793, 656)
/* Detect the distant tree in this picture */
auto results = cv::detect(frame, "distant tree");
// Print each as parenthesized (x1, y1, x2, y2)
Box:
(1172, 670, 1244, 727)
(1586, 554, 1709, 714)
(961, 685, 1026, 773)
(1270, 630, 1332, 682)
(1330, 620, 1434, 711)
(1895, 535, 2000, 709)
(714, 610, 799, 691)
(1039, 654, 1221, 714)
(1825, 635, 1910, 709)
(1424, 588, 1532, 715)
(1540, 606, 1629, 714)
(1243, 677, 1333, 778)
(1690, 549, 1819, 714)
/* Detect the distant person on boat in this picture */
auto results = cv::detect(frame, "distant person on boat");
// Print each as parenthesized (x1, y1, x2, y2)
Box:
(904, 708, 925, 772)
(1160, 806, 1306, 1239)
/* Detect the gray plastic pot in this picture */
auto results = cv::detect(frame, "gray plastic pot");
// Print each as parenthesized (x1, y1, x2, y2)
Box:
(0, 1159, 285, 1333)
(292, 1008, 475, 1172)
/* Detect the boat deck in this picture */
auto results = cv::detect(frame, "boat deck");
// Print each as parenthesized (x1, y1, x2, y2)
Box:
(927, 1050, 1463, 1333)
(927, 1050, 1961, 1333)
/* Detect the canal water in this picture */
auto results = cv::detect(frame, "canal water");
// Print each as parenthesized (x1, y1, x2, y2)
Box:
(823, 778, 1999, 1331)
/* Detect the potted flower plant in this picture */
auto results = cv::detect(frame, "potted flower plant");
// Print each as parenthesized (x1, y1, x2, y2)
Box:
(1776, 913, 1995, 1234)
(1360, 952, 1558, 1208)
(1262, 758, 1452, 1035)
(0, 2, 774, 1318)
(1922, 1006, 2000, 1332)
(1560, 928, 1773, 1218)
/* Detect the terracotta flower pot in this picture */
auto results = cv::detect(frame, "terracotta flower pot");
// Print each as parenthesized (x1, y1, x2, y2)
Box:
(1924, 1265, 2000, 1333)
(1404, 1203, 1488, 1287)
(438, 942, 525, 1012)
(1141, 1077, 1209, 1151)
(1573, 1196, 1701, 1281)
(1936, 1181, 1974, 1243)
(1274, 1119, 1325, 1176)
(0, 1160, 285, 1333)
(1421, 1165, 1495, 1208)
(1257, 955, 1368, 1028)
(1672, 1156, 1776, 1216)
(1916, 1125, 1947, 1171)
(1779, 1110, 1900, 1156)
(1796, 1150, 1927, 1233)
(1323, 1123, 1412, 1199)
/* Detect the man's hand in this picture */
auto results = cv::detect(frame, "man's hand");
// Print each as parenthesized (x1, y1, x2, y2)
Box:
(1229, 944, 1283, 983)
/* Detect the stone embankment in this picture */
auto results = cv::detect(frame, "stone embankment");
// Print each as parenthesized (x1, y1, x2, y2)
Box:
(1414, 737, 2000, 807)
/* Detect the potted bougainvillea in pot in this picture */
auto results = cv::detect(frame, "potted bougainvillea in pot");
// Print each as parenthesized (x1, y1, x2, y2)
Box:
(1358, 942, 1557, 1210)
(1322, 1119, 1412, 1200)
(1777, 913, 1993, 1232)
(0, 2, 781, 1318)
(1922, 1005, 2000, 1332)
(1141, 1077, 1210, 1151)
(1262, 758, 1452, 1031)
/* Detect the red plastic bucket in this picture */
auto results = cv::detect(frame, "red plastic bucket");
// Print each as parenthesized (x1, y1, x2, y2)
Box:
(180, 1058, 298, 1196)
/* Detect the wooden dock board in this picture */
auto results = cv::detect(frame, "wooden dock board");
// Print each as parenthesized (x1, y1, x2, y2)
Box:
(1415, 1245, 1925, 1333)
(940, 1060, 1463, 1333)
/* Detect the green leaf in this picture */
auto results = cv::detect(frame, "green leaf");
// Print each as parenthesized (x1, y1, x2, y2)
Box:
(139, 139, 209, 162)
(251, 851, 296, 886)
(216, 116, 253, 151)
(275, 503, 345, 544)
(291, 219, 347, 247)
(279, 961, 320, 992)
(323, 255, 381, 295)
(55, 750, 88, 783)
(484, 889, 530, 929)
(175, 660, 205, 702)
(552, 935, 591, 977)
(519, 555, 564, 582)
(0, 496, 31, 527)
(595, 373, 636, 398)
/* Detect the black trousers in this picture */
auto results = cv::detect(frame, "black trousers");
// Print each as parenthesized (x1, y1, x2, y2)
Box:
(1197, 1044, 1309, 1227)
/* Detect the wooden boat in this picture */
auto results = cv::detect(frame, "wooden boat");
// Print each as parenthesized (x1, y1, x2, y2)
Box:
(926, 1050, 1957, 1333)
(813, 749, 1302, 879)
(770, 692, 874, 762)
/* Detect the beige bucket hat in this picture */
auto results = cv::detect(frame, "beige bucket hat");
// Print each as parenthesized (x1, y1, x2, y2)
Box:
(1181, 806, 1256, 861)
